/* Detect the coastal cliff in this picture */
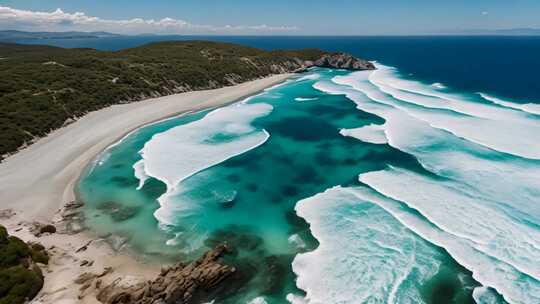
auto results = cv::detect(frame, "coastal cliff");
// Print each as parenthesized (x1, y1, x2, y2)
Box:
(0, 41, 373, 160)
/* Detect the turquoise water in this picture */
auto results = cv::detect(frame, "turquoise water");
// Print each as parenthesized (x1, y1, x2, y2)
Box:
(78, 66, 539, 303)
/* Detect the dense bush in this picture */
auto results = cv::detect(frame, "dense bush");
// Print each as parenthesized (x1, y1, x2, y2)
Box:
(0, 265, 43, 304)
(0, 225, 48, 304)
(0, 41, 325, 159)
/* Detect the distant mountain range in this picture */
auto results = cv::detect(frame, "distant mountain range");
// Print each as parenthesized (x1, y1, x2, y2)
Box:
(2, 29, 540, 42)
(443, 28, 540, 36)
(0, 30, 122, 41)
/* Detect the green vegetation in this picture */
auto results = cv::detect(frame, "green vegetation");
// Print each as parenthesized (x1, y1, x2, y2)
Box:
(0, 41, 326, 160)
(0, 225, 49, 304)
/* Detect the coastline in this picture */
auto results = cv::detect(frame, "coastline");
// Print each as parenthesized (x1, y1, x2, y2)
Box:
(0, 73, 292, 303)
(0, 73, 292, 221)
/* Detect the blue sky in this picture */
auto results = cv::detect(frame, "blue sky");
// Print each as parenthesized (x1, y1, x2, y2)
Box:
(1, 0, 539, 35)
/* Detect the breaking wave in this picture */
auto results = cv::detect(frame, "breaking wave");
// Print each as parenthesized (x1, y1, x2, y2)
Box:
(292, 186, 442, 304)
(134, 102, 272, 227)
(296, 74, 321, 82)
(294, 97, 319, 102)
(339, 124, 388, 144)
(303, 65, 540, 303)
(478, 93, 540, 116)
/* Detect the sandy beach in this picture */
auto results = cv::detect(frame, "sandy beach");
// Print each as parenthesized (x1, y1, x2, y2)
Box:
(0, 74, 291, 304)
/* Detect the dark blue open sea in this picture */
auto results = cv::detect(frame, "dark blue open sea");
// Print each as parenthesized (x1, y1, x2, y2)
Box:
(19, 36, 539, 304)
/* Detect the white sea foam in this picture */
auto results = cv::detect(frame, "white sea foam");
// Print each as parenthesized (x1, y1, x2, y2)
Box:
(286, 294, 308, 304)
(133, 159, 149, 190)
(363, 64, 540, 159)
(431, 82, 446, 89)
(296, 74, 321, 82)
(357, 168, 540, 304)
(294, 97, 319, 102)
(339, 124, 388, 144)
(291, 186, 440, 304)
(327, 70, 540, 218)
(312, 69, 540, 303)
(288, 233, 306, 250)
(137, 102, 272, 227)
(473, 286, 504, 304)
(478, 93, 540, 115)
(247, 297, 268, 304)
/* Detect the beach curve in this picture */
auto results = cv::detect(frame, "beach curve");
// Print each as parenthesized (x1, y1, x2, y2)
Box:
(0, 74, 292, 222)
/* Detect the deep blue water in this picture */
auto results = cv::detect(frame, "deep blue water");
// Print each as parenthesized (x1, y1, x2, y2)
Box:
(12, 35, 540, 102)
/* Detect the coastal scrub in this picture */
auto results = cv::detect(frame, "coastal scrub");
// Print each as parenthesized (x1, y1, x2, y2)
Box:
(0, 225, 48, 304)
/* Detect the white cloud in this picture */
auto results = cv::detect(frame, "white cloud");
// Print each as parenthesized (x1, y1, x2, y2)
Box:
(481, 11, 489, 15)
(0, 6, 299, 34)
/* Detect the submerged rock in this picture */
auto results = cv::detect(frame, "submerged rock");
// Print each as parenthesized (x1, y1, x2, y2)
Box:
(54, 201, 87, 235)
(97, 201, 140, 222)
(97, 244, 235, 304)
(212, 190, 238, 209)
(205, 226, 264, 253)
(260, 255, 289, 296)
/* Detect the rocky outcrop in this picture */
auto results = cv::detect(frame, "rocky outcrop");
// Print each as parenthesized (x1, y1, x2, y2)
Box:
(39, 224, 56, 234)
(311, 52, 375, 70)
(55, 201, 87, 235)
(96, 244, 235, 304)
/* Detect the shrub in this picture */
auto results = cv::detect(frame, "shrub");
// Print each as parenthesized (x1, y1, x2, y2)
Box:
(0, 225, 47, 304)
(0, 265, 44, 304)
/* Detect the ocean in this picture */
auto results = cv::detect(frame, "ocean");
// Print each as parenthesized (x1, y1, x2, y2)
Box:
(68, 36, 540, 303)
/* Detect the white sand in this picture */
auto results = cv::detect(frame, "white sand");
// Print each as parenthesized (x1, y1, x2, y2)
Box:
(3, 211, 158, 304)
(0, 74, 292, 303)
(0, 74, 291, 221)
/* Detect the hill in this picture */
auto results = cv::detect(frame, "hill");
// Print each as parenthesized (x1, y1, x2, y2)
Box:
(0, 41, 373, 159)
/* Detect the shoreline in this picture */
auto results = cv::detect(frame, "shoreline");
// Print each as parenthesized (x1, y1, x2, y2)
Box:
(0, 73, 292, 303)
(0, 73, 292, 221)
